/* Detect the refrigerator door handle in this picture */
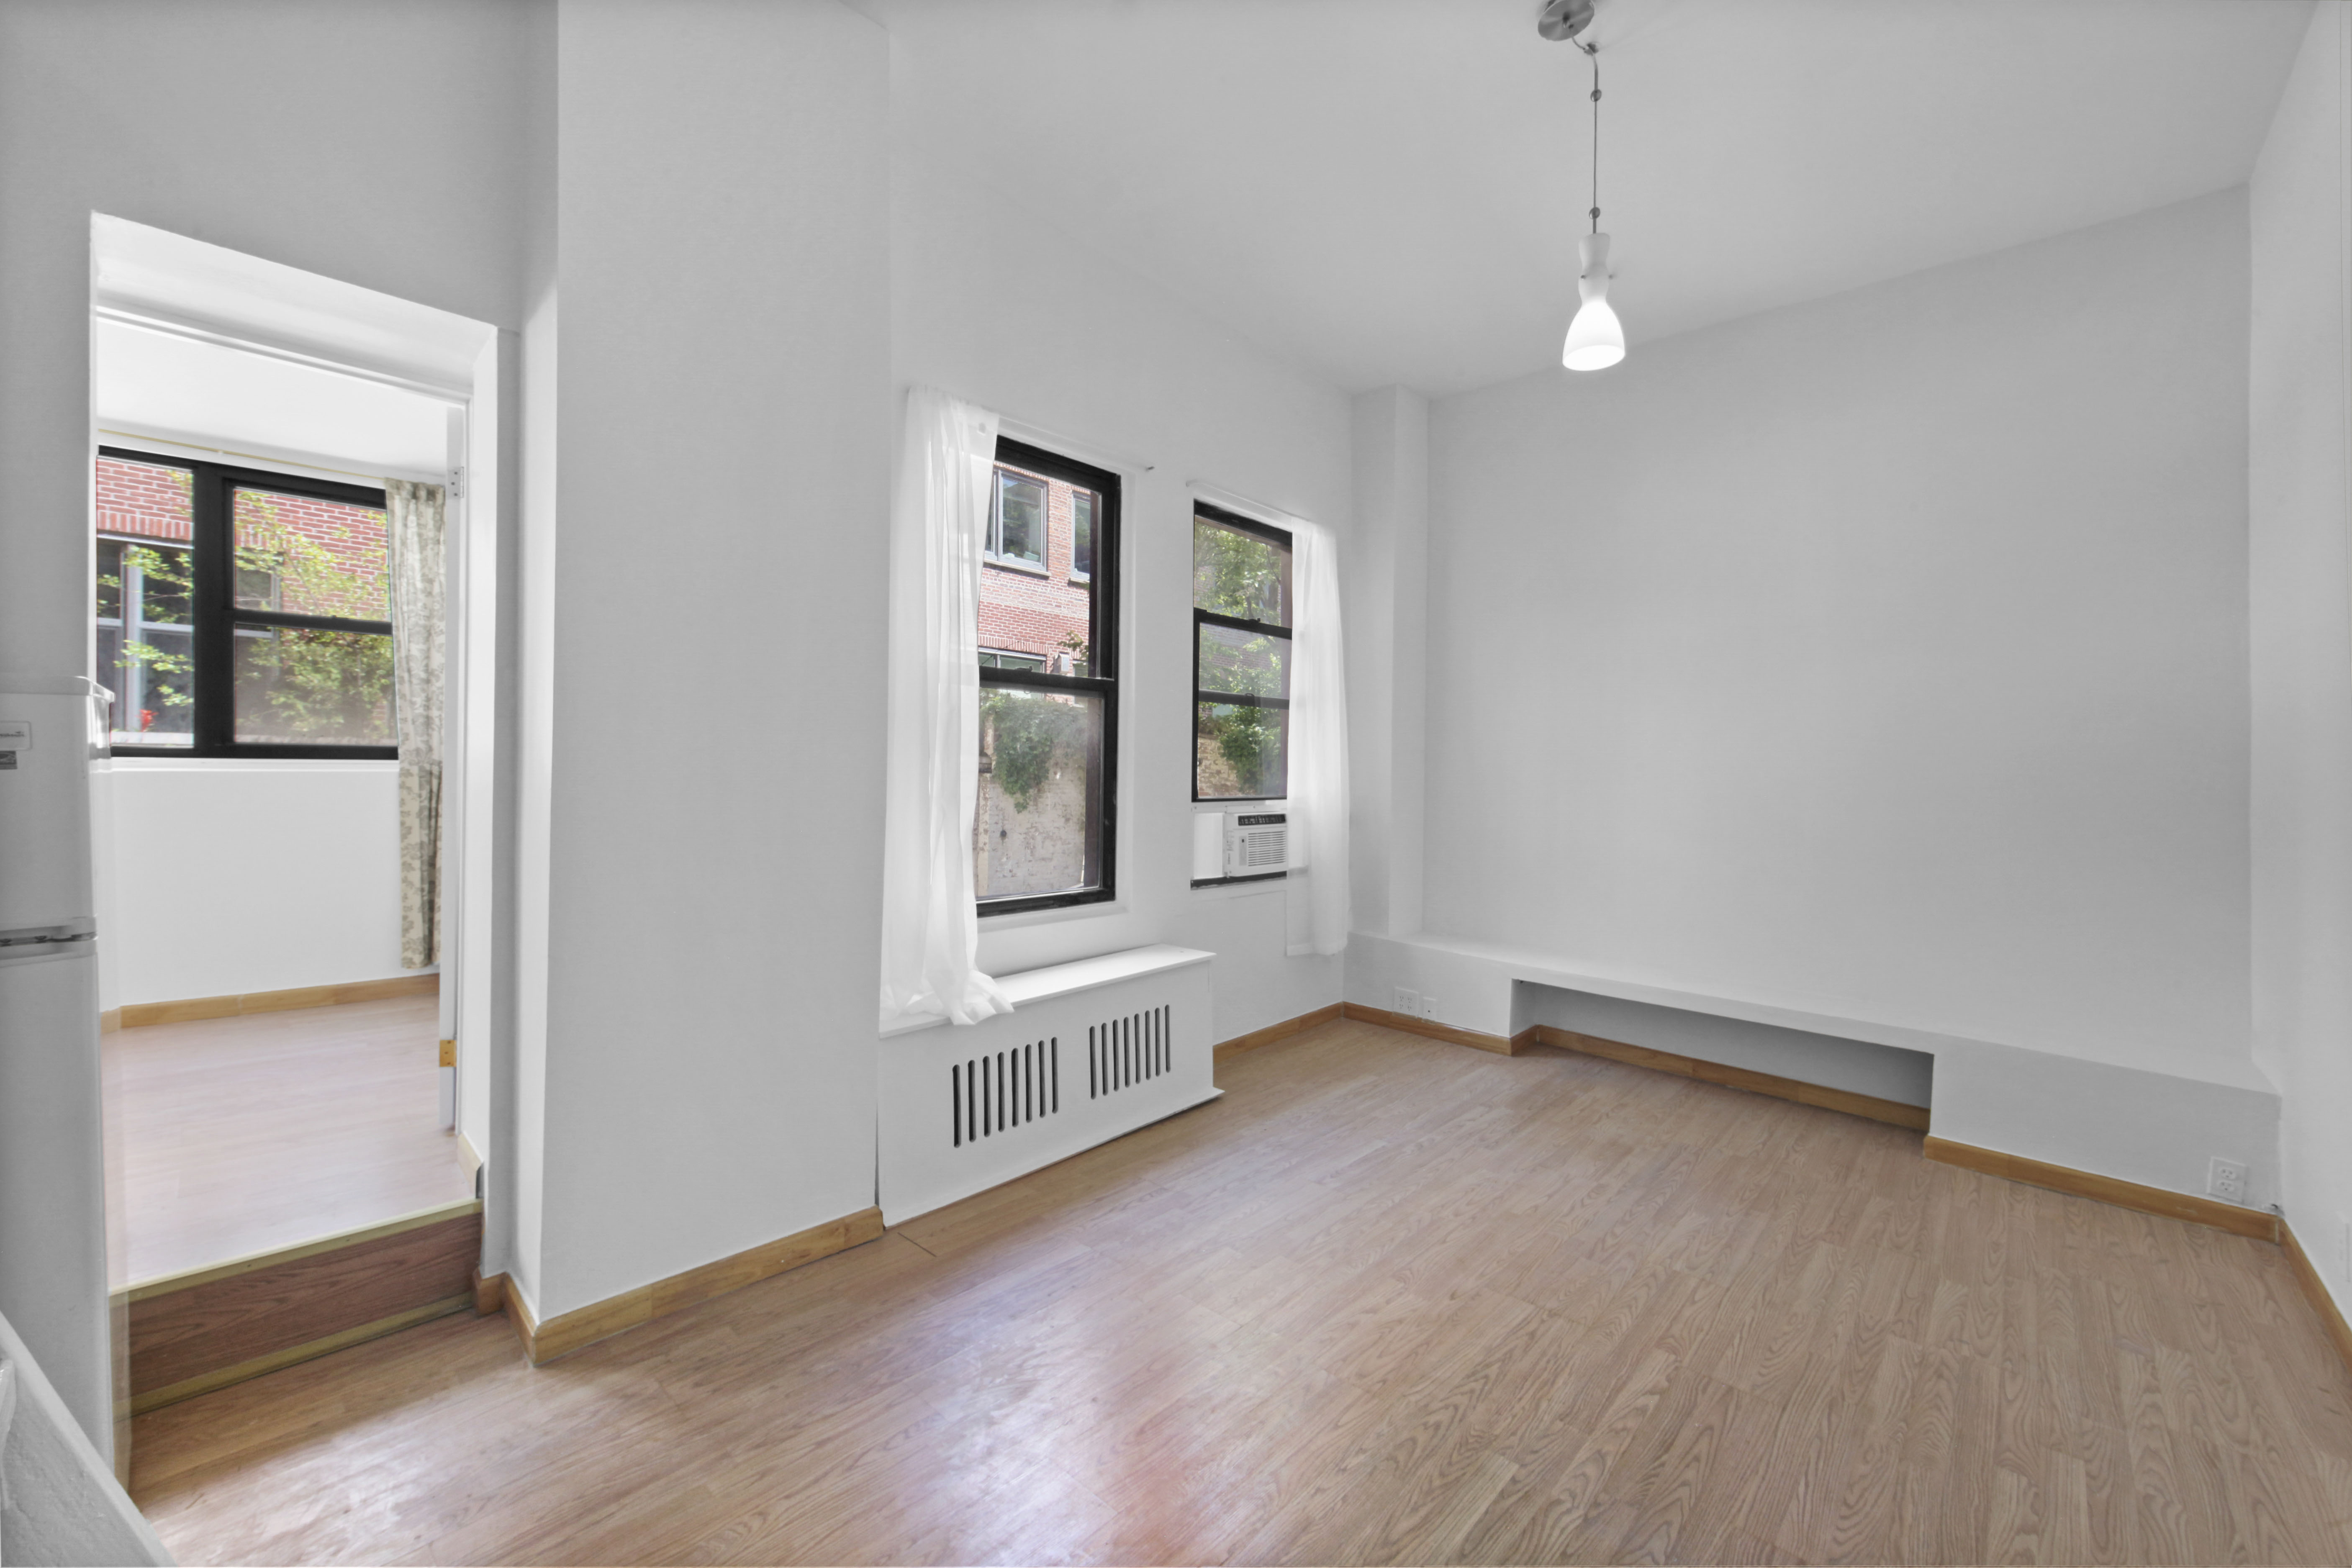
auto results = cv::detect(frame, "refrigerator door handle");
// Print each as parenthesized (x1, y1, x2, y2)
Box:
(0, 918, 96, 949)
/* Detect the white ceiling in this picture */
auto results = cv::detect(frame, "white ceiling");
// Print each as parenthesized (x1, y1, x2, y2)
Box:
(866, 0, 2317, 397)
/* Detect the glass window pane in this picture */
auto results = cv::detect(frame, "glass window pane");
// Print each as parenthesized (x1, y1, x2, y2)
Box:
(1193, 516, 1290, 626)
(1072, 491, 1094, 579)
(233, 624, 397, 745)
(234, 488, 389, 620)
(98, 537, 197, 746)
(979, 650, 1048, 672)
(976, 688, 1103, 901)
(979, 463, 1094, 675)
(1196, 701, 1288, 800)
(991, 471, 1045, 566)
(1197, 622, 1289, 700)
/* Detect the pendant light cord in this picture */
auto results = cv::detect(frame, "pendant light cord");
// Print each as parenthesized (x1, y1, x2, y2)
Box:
(1580, 39, 1601, 233)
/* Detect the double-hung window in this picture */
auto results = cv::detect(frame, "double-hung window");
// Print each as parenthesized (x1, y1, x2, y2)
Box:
(95, 447, 399, 758)
(974, 438, 1119, 914)
(1192, 503, 1292, 802)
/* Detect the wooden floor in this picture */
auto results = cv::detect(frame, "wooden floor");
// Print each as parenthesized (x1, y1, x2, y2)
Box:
(131, 1018, 2352, 1565)
(107, 995, 470, 1283)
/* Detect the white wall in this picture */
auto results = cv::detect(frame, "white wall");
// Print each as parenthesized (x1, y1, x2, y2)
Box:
(2251, 3, 2352, 1309)
(503, 0, 894, 1322)
(100, 761, 410, 1006)
(1422, 190, 2254, 1088)
(893, 154, 1355, 1044)
(1346, 387, 1430, 941)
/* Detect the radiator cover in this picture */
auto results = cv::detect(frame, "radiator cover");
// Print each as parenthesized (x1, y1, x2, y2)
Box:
(878, 945, 1215, 1224)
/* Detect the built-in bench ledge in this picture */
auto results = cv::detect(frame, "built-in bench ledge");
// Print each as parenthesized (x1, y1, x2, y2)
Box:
(881, 943, 1213, 1039)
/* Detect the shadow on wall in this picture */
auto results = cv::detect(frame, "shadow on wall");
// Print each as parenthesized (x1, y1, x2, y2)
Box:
(1515, 980, 1936, 1109)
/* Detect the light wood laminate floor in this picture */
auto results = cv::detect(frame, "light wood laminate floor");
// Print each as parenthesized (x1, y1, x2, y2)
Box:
(131, 1018, 2352, 1565)
(107, 995, 470, 1283)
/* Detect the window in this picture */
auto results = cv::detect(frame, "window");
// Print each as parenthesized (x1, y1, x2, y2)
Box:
(988, 468, 1047, 569)
(974, 439, 1118, 914)
(1193, 503, 1292, 802)
(978, 649, 1048, 672)
(95, 448, 398, 757)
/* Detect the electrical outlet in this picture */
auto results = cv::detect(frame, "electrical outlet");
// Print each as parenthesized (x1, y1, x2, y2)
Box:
(2206, 1156, 2248, 1204)
(1393, 987, 1420, 1016)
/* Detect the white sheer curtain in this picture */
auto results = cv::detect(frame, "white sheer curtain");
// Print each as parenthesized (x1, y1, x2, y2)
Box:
(879, 388, 1015, 1031)
(1286, 519, 1351, 956)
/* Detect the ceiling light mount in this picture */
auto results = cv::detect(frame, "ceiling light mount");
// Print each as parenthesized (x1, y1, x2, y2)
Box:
(1535, 0, 1596, 44)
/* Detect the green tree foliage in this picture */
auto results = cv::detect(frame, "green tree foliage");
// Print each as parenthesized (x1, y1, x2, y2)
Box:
(982, 690, 1085, 813)
(106, 497, 395, 741)
(102, 543, 196, 713)
(232, 497, 394, 740)
(1192, 518, 1289, 789)
(1192, 520, 1287, 622)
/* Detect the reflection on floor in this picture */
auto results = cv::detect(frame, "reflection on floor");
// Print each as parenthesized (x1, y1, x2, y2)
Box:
(106, 993, 470, 1283)
(131, 1019, 2352, 1566)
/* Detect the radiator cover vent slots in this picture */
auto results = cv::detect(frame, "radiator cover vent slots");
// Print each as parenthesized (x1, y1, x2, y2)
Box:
(879, 945, 1216, 1224)
(1090, 1005, 1170, 1098)
(953, 1038, 1058, 1147)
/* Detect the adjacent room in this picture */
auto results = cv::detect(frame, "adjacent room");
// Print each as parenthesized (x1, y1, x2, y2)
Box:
(0, 0, 2346, 1565)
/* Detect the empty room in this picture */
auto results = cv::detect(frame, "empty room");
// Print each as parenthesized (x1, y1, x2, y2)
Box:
(0, 1, 2348, 1565)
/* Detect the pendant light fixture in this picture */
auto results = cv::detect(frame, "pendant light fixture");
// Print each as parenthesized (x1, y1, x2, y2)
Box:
(1541, 0, 1626, 372)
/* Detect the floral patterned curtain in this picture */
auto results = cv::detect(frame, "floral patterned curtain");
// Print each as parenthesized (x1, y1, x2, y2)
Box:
(385, 479, 444, 970)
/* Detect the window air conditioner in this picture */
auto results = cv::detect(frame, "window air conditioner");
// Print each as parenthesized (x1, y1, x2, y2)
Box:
(1225, 811, 1289, 876)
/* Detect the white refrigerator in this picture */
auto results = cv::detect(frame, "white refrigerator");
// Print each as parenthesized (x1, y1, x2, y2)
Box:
(0, 675, 113, 1461)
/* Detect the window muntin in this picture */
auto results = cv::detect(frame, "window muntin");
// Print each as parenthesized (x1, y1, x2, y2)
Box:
(974, 439, 1118, 916)
(1192, 504, 1292, 802)
(95, 448, 398, 758)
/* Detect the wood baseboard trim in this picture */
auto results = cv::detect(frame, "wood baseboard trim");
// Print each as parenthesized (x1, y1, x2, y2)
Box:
(129, 1294, 471, 1416)
(120, 972, 438, 1029)
(2283, 1219, 2352, 1380)
(100, 1006, 122, 1034)
(513, 1206, 885, 1366)
(472, 1268, 507, 1317)
(505, 1278, 539, 1358)
(1215, 1002, 1344, 1057)
(1341, 1001, 1521, 1055)
(1923, 1135, 2278, 1240)
(1536, 1025, 1933, 1132)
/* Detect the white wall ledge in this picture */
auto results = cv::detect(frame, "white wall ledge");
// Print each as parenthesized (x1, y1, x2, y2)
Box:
(1379, 928, 2277, 1096)
(883, 943, 1212, 1039)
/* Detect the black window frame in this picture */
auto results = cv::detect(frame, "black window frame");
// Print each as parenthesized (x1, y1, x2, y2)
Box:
(98, 446, 399, 760)
(977, 436, 1119, 918)
(1191, 500, 1292, 807)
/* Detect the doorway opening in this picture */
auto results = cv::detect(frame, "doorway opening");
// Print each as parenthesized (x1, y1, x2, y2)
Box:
(88, 216, 501, 1429)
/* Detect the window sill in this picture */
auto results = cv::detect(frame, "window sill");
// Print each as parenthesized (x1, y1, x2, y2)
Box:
(1190, 873, 1288, 900)
(983, 555, 1050, 577)
(100, 754, 398, 773)
(977, 897, 1128, 932)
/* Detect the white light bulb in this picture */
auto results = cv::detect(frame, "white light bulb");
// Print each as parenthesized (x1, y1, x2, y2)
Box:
(1563, 231, 1625, 372)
